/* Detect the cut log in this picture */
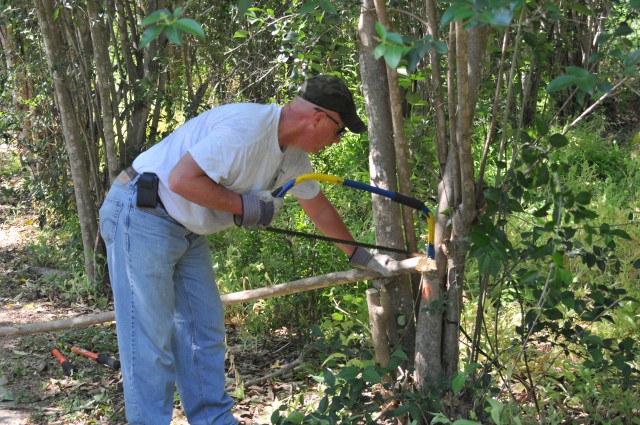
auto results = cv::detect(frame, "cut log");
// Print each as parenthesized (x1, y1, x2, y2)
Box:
(0, 256, 427, 337)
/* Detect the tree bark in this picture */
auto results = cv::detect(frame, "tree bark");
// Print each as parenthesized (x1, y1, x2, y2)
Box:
(34, 0, 99, 281)
(87, 0, 119, 184)
(359, 0, 416, 362)
(0, 19, 34, 174)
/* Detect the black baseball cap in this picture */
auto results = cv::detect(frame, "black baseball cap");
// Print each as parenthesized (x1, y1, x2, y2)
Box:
(298, 75, 367, 134)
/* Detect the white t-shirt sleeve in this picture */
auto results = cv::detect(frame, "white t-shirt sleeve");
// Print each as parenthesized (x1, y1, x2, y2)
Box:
(274, 147, 320, 200)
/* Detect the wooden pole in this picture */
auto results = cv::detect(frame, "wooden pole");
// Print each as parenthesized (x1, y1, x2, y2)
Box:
(0, 257, 428, 337)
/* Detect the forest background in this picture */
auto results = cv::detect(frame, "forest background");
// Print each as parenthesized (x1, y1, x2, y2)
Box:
(0, 0, 639, 424)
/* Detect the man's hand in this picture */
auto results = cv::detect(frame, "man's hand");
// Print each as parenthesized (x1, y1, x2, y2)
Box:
(347, 247, 394, 277)
(234, 191, 283, 228)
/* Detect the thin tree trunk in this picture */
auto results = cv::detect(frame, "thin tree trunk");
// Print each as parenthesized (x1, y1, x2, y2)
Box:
(87, 0, 119, 184)
(423, 0, 447, 174)
(359, 0, 416, 362)
(0, 21, 34, 175)
(34, 0, 98, 281)
(372, 0, 418, 254)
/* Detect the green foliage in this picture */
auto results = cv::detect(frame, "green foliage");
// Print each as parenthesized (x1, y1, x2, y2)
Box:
(439, 0, 525, 29)
(4, 1, 639, 422)
(465, 114, 640, 423)
(270, 313, 434, 424)
(373, 22, 447, 73)
(547, 9, 640, 105)
(139, 8, 204, 49)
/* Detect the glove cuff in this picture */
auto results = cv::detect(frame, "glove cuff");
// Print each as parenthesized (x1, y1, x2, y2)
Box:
(347, 247, 373, 267)
(234, 193, 274, 227)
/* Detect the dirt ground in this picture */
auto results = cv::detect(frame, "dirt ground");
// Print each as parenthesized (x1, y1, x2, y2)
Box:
(0, 152, 307, 424)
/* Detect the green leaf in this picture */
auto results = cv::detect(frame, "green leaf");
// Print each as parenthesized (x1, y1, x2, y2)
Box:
(453, 420, 483, 425)
(386, 31, 404, 45)
(172, 7, 183, 18)
(375, 21, 388, 39)
(139, 25, 164, 49)
(487, 398, 503, 425)
(610, 229, 632, 240)
(566, 66, 590, 77)
(300, 0, 320, 15)
(433, 40, 448, 54)
(164, 25, 183, 45)
(384, 45, 404, 69)
(452, 372, 465, 395)
(237, 0, 252, 19)
(548, 133, 569, 148)
(324, 369, 336, 387)
(286, 411, 305, 424)
(319, 0, 337, 14)
(575, 191, 591, 205)
(142, 9, 171, 26)
(547, 75, 577, 92)
(362, 366, 381, 384)
(440, 3, 474, 28)
(590, 348, 604, 363)
(338, 366, 360, 380)
(631, 0, 640, 10)
(174, 18, 205, 39)
(614, 22, 633, 36)
(543, 308, 564, 320)
(322, 352, 346, 366)
(372, 43, 386, 60)
(556, 267, 573, 285)
(234, 30, 249, 38)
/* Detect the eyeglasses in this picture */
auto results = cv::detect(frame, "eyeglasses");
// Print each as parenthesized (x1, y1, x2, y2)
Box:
(314, 108, 347, 137)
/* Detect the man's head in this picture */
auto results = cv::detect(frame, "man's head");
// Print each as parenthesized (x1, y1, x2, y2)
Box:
(298, 75, 367, 134)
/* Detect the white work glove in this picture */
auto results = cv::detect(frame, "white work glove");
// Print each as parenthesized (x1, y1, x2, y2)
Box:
(347, 247, 394, 277)
(233, 191, 283, 228)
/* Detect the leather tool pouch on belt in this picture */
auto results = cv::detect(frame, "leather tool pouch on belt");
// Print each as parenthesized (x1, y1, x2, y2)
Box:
(136, 172, 159, 208)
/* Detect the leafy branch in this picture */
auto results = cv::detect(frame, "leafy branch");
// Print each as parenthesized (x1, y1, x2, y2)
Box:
(139, 7, 204, 49)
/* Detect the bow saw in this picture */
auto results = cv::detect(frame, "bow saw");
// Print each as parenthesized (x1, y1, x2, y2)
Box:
(271, 173, 435, 259)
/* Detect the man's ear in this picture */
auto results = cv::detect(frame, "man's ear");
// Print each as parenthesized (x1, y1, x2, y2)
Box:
(311, 110, 323, 127)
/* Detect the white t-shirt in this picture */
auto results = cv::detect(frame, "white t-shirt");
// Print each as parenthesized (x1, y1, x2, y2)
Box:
(132, 103, 319, 234)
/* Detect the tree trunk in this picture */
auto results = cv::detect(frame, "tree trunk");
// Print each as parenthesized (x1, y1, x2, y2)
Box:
(0, 20, 34, 174)
(414, 8, 487, 393)
(34, 0, 98, 281)
(87, 0, 119, 184)
(359, 0, 416, 361)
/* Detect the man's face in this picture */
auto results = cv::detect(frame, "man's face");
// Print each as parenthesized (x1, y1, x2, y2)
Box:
(306, 107, 346, 153)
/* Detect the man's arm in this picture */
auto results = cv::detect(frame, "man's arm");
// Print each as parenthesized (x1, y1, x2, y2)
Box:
(297, 191, 357, 256)
(168, 152, 242, 214)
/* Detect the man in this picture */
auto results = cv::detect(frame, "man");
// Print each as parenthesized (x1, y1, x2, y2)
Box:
(99, 75, 392, 424)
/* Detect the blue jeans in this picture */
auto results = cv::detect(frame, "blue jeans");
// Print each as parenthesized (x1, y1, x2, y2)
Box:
(99, 178, 236, 425)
